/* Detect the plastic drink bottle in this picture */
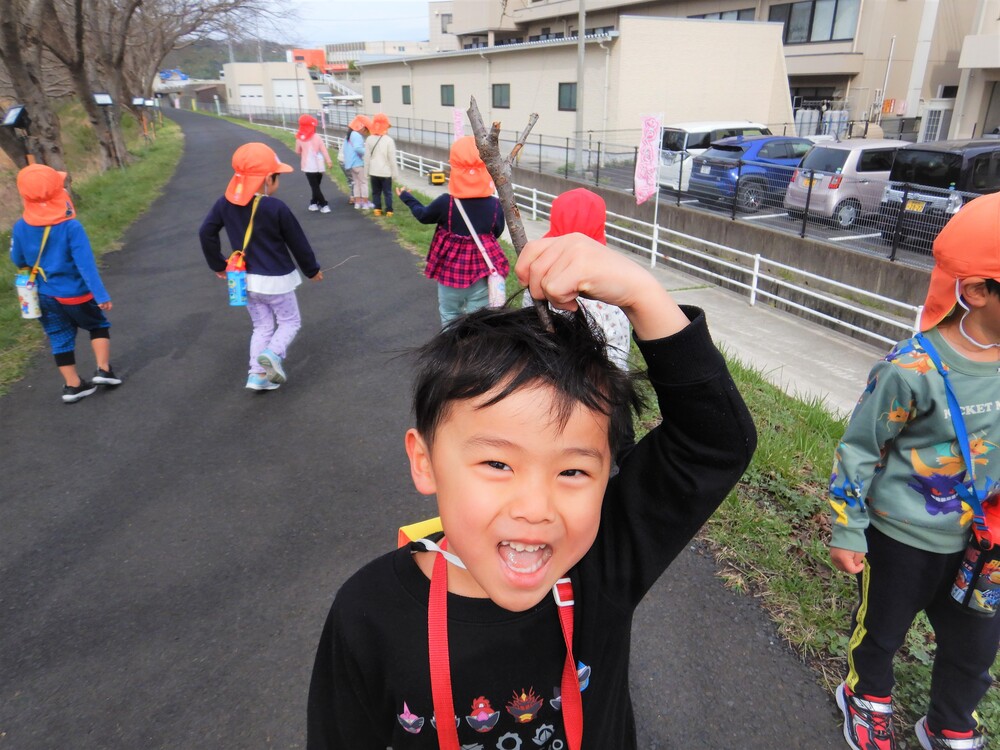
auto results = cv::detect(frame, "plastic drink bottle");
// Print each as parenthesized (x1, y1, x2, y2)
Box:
(226, 251, 247, 306)
(15, 272, 41, 319)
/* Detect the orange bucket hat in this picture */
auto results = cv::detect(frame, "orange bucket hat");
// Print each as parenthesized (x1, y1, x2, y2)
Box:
(920, 191, 1000, 331)
(296, 114, 317, 141)
(370, 112, 391, 136)
(543, 188, 607, 245)
(16, 164, 76, 226)
(225, 142, 294, 206)
(349, 114, 372, 132)
(448, 136, 494, 199)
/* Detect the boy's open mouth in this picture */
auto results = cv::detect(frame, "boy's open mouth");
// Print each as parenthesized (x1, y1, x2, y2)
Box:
(499, 541, 552, 574)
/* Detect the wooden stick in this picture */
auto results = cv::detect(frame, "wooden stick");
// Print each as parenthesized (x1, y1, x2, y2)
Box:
(467, 96, 554, 332)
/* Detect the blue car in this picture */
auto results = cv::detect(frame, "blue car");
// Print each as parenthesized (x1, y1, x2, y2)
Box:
(688, 135, 813, 213)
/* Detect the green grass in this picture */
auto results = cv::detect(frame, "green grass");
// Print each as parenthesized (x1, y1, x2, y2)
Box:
(0, 113, 183, 393)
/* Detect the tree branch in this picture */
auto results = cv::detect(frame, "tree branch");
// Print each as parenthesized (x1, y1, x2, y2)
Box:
(466, 96, 553, 332)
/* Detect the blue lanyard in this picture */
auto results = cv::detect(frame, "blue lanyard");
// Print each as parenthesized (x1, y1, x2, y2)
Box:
(915, 333, 992, 544)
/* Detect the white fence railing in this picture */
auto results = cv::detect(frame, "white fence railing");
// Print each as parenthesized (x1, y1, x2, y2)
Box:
(267, 122, 921, 348)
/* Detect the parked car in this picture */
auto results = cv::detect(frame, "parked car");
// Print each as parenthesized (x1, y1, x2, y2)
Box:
(784, 139, 905, 229)
(658, 121, 771, 193)
(688, 135, 813, 213)
(878, 139, 1000, 248)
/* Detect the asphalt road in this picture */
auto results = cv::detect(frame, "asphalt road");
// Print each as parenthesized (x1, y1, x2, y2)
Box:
(0, 109, 845, 749)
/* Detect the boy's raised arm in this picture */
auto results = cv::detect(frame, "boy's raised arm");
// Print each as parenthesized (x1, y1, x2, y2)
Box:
(517, 233, 689, 341)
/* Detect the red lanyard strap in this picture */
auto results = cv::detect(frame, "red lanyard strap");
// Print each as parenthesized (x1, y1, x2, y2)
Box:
(426, 538, 582, 750)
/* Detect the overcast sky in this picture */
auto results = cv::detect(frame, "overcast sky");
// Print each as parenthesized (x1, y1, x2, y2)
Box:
(286, 0, 433, 46)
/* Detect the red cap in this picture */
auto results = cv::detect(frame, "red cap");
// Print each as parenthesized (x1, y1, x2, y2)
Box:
(16, 164, 76, 226)
(225, 142, 293, 206)
(543, 188, 607, 245)
(920, 192, 1000, 331)
(296, 114, 317, 141)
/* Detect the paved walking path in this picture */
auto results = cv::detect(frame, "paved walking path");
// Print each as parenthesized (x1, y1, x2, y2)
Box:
(0, 109, 865, 749)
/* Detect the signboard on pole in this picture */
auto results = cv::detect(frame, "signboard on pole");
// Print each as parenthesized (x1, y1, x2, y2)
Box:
(634, 113, 662, 205)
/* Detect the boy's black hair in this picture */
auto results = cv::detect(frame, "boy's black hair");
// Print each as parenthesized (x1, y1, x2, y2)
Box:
(412, 306, 645, 459)
(986, 279, 1000, 298)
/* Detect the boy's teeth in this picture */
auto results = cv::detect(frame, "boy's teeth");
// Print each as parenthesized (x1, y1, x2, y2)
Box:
(504, 542, 546, 553)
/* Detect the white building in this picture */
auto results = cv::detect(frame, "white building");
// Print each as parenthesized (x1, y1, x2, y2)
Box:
(222, 61, 325, 113)
(358, 15, 795, 142)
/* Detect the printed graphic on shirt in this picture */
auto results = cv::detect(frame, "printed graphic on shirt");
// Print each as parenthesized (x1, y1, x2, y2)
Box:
(879, 398, 913, 425)
(431, 713, 460, 729)
(907, 438, 998, 518)
(506, 688, 543, 723)
(466, 696, 500, 732)
(549, 661, 592, 711)
(397, 702, 424, 734)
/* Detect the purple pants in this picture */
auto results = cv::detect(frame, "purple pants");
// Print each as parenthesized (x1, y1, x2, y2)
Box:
(246, 290, 301, 374)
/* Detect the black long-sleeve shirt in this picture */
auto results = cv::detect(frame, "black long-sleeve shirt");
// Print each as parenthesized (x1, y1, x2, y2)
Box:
(307, 307, 757, 749)
(399, 192, 505, 238)
(198, 195, 320, 278)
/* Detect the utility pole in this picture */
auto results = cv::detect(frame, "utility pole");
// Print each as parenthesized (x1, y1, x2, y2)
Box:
(574, 0, 585, 174)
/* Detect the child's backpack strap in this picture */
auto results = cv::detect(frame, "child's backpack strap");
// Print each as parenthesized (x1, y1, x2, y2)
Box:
(398, 519, 583, 749)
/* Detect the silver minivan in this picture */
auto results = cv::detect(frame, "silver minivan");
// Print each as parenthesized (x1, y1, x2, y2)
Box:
(783, 139, 904, 229)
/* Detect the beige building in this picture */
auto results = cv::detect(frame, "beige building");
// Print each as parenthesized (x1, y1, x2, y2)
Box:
(358, 15, 795, 139)
(408, 0, 1000, 141)
(222, 61, 326, 113)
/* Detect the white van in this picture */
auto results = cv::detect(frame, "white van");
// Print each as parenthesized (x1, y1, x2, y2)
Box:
(659, 121, 772, 192)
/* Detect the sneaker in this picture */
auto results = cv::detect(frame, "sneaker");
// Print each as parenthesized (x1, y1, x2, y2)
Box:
(308, 203, 319, 212)
(353, 203, 361, 210)
(386, 211, 393, 217)
(373, 209, 382, 216)
(364, 202, 375, 210)
(62, 380, 98, 403)
(256, 349, 287, 384)
(246, 373, 280, 391)
(836, 682, 897, 750)
(320, 205, 331, 214)
(915, 717, 985, 750)
(92, 367, 122, 386)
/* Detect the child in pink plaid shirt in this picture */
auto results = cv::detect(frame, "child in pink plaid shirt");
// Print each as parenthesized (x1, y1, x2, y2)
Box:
(397, 137, 507, 327)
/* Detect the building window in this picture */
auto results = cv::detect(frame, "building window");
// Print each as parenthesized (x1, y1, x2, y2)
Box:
(690, 8, 755, 20)
(769, 0, 859, 43)
(441, 84, 455, 107)
(402, 85, 411, 105)
(493, 83, 510, 109)
(558, 82, 576, 112)
(440, 13, 452, 33)
(372, 85, 381, 104)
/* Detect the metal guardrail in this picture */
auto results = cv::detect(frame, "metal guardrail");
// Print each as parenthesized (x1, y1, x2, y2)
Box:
(511, 184, 920, 347)
(245, 119, 921, 348)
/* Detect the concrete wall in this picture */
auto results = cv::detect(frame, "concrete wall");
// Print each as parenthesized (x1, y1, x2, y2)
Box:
(616, 16, 795, 128)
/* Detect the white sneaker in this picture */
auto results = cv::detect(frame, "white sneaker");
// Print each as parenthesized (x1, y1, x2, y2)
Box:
(353, 203, 361, 210)
(320, 205, 331, 213)
(308, 203, 319, 212)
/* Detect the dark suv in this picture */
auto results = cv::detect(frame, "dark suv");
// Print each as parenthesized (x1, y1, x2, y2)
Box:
(878, 139, 1000, 248)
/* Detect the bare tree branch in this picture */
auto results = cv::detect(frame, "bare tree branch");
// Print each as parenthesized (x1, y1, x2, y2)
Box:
(467, 96, 553, 332)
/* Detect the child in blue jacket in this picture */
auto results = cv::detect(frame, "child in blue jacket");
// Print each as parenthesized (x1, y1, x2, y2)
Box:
(9, 164, 121, 403)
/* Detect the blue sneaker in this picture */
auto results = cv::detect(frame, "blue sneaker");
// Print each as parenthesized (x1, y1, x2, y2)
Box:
(246, 373, 280, 391)
(256, 349, 287, 384)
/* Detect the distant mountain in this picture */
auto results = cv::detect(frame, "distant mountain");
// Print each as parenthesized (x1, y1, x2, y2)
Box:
(161, 38, 288, 80)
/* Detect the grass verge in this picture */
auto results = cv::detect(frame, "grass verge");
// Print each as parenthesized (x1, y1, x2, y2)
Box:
(213, 112, 1000, 745)
(0, 113, 184, 394)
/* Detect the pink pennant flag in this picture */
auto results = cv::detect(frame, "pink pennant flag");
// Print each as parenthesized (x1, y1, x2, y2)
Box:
(453, 108, 465, 139)
(634, 114, 663, 205)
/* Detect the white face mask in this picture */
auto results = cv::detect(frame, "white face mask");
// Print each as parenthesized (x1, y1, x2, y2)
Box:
(955, 278, 1000, 350)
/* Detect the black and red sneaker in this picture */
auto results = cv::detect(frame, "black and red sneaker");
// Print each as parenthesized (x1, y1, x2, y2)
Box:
(836, 682, 897, 750)
(915, 716, 986, 750)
